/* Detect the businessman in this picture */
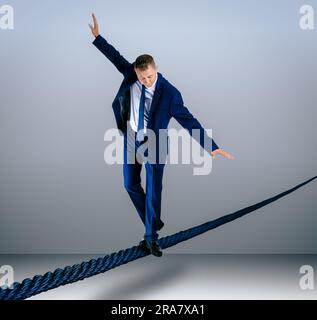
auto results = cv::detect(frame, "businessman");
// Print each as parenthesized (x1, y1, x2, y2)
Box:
(89, 13, 234, 257)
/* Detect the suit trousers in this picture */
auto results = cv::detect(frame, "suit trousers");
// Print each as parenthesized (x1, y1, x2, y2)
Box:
(123, 127, 165, 241)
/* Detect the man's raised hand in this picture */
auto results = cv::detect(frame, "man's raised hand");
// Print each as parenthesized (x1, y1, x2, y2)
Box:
(211, 148, 235, 160)
(89, 13, 99, 38)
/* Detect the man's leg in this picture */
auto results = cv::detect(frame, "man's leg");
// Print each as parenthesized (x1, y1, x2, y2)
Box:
(143, 163, 165, 241)
(123, 129, 146, 225)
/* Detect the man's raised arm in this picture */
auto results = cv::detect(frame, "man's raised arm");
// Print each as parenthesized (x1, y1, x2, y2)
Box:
(171, 90, 235, 160)
(89, 13, 132, 76)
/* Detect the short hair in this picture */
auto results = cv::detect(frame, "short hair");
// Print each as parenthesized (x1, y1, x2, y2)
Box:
(133, 54, 156, 70)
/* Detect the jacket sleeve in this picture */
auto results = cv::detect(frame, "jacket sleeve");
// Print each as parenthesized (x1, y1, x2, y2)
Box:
(92, 34, 132, 76)
(170, 90, 220, 153)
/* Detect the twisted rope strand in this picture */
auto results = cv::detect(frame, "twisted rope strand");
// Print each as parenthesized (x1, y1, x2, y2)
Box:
(0, 175, 316, 300)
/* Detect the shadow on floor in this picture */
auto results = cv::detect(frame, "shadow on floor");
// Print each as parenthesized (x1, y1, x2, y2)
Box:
(94, 255, 187, 299)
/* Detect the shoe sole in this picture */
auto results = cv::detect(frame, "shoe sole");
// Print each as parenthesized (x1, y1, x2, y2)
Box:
(152, 251, 162, 257)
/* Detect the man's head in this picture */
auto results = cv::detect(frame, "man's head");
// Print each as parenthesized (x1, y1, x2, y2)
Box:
(133, 54, 158, 88)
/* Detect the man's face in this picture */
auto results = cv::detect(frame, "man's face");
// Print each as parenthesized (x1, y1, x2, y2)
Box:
(134, 64, 157, 88)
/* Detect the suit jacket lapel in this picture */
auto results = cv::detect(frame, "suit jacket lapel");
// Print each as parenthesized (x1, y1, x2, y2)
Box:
(147, 72, 163, 121)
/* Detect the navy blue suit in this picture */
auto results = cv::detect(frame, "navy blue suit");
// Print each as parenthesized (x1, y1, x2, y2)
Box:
(92, 35, 219, 240)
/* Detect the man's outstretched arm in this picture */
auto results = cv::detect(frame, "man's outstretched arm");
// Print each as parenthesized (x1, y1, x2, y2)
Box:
(89, 13, 132, 76)
(170, 90, 234, 160)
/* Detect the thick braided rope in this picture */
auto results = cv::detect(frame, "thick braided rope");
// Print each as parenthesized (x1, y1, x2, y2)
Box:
(0, 175, 316, 300)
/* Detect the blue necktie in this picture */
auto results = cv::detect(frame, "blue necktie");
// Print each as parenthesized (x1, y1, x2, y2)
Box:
(137, 84, 146, 141)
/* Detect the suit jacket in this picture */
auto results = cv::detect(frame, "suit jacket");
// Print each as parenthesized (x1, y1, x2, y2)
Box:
(92, 35, 219, 159)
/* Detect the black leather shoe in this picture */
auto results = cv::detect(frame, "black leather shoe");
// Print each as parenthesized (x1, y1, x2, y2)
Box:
(139, 239, 163, 257)
(147, 239, 163, 257)
(157, 220, 165, 231)
(139, 239, 150, 252)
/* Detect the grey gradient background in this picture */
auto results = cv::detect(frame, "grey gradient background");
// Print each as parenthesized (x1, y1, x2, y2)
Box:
(0, 0, 316, 254)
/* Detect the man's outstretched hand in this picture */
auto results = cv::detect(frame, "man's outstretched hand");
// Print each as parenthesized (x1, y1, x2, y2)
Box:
(89, 13, 99, 38)
(211, 149, 235, 160)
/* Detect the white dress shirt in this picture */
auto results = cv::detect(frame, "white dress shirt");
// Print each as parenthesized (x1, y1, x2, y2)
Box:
(129, 73, 158, 133)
